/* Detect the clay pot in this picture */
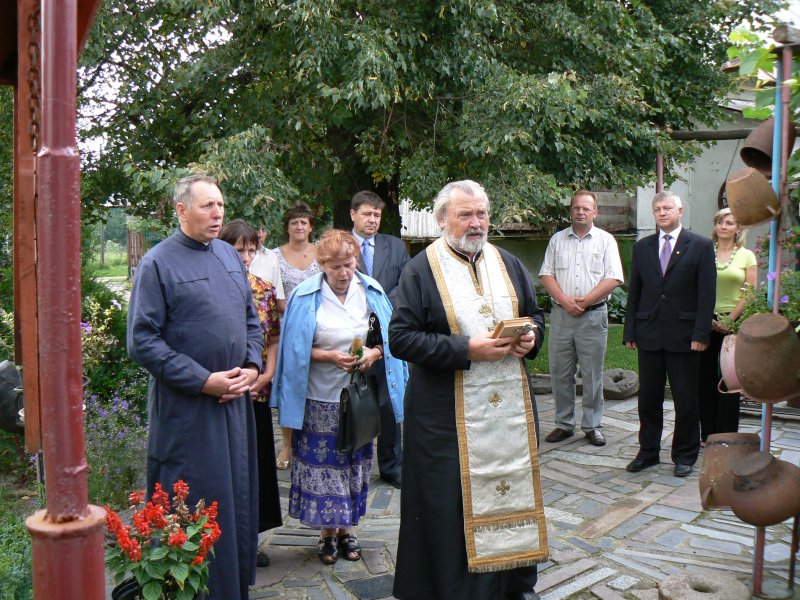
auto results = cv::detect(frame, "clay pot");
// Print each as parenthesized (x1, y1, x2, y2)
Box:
(725, 167, 780, 227)
(718, 334, 741, 394)
(699, 432, 760, 510)
(740, 117, 796, 175)
(729, 451, 800, 527)
(735, 313, 800, 403)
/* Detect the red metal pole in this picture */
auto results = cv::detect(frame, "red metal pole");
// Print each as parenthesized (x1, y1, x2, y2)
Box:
(25, 1, 106, 598)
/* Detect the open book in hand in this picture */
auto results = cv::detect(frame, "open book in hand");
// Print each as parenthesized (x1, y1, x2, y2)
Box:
(491, 317, 535, 339)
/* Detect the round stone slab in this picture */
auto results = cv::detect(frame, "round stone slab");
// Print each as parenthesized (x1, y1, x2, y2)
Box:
(658, 572, 749, 600)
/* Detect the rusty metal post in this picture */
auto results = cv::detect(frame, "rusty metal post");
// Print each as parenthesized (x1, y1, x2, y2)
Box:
(25, 2, 106, 599)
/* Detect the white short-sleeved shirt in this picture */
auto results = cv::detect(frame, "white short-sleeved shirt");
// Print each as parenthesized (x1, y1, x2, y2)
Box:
(538, 225, 624, 300)
(306, 277, 370, 402)
(250, 246, 286, 300)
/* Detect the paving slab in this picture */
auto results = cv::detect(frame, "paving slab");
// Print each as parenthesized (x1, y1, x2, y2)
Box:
(241, 395, 800, 599)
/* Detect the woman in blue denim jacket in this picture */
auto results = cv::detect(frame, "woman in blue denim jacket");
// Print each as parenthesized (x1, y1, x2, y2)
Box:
(271, 229, 406, 565)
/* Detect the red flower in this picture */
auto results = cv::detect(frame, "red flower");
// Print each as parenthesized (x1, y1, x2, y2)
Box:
(105, 507, 142, 562)
(173, 480, 189, 502)
(128, 490, 145, 507)
(168, 529, 188, 548)
(152, 483, 170, 511)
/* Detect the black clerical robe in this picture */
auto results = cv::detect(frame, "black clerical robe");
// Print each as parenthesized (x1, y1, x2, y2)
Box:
(127, 229, 263, 600)
(388, 245, 545, 600)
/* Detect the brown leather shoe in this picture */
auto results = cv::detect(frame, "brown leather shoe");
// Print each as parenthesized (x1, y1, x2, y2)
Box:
(585, 430, 606, 446)
(545, 428, 574, 443)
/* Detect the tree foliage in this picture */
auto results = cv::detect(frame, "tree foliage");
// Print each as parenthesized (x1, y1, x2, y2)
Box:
(78, 0, 783, 235)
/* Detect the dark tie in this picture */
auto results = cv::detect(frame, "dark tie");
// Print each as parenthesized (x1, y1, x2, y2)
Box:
(362, 239, 374, 276)
(660, 234, 672, 275)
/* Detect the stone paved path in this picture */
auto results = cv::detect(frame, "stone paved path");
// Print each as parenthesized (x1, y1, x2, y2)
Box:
(250, 393, 800, 599)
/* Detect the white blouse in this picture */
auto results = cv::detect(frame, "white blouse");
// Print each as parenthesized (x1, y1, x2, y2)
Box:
(306, 277, 370, 402)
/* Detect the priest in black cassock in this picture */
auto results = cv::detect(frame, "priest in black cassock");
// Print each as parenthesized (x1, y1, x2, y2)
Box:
(127, 174, 263, 600)
(389, 180, 548, 600)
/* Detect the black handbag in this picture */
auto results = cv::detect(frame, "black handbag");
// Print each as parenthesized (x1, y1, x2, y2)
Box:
(337, 370, 381, 453)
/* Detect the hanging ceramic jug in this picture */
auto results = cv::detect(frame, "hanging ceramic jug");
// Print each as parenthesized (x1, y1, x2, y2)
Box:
(725, 168, 780, 227)
(729, 451, 800, 527)
(740, 117, 796, 175)
(718, 334, 741, 394)
(735, 313, 800, 404)
(699, 432, 760, 510)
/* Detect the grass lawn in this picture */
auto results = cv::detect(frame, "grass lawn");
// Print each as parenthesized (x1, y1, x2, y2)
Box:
(88, 248, 128, 278)
(528, 323, 638, 374)
(88, 263, 128, 278)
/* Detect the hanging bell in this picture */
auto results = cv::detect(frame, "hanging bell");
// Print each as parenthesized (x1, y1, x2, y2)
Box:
(740, 117, 796, 175)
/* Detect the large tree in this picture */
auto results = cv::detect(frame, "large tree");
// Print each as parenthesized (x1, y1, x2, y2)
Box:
(78, 0, 783, 234)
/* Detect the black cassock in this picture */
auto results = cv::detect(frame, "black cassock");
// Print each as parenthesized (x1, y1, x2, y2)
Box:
(128, 230, 263, 600)
(389, 245, 545, 600)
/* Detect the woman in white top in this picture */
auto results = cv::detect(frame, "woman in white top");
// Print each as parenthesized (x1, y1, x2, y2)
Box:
(271, 230, 405, 565)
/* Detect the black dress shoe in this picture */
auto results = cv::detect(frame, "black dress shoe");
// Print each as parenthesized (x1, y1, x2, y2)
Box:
(545, 428, 574, 443)
(585, 430, 606, 446)
(256, 551, 270, 567)
(674, 463, 692, 477)
(381, 475, 401, 489)
(506, 591, 541, 600)
(626, 455, 660, 472)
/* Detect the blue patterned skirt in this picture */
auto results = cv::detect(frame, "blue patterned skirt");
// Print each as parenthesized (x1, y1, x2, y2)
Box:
(288, 399, 373, 528)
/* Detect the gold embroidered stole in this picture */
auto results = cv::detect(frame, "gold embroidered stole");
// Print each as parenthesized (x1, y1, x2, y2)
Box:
(426, 238, 548, 572)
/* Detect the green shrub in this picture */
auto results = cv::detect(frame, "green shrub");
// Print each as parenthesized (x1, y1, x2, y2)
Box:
(534, 282, 553, 312)
(0, 514, 33, 600)
(0, 485, 33, 600)
(85, 384, 148, 508)
(607, 287, 628, 324)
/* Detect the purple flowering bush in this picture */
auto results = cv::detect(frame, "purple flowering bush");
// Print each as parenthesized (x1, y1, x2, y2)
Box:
(755, 225, 800, 272)
(84, 375, 148, 507)
(723, 269, 800, 333)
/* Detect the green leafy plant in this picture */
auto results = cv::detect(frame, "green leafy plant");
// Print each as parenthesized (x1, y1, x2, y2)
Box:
(105, 481, 221, 600)
(607, 287, 628, 324)
(534, 282, 553, 313)
(0, 511, 33, 600)
(755, 225, 800, 272)
(84, 385, 148, 507)
(721, 270, 800, 333)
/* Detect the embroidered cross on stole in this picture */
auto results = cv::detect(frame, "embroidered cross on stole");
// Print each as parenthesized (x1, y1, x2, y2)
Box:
(426, 238, 549, 572)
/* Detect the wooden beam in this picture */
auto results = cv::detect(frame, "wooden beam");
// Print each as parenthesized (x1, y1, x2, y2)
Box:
(670, 129, 755, 141)
(15, 0, 42, 454)
(774, 24, 800, 44)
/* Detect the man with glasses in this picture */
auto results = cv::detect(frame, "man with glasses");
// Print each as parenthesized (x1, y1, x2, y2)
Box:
(539, 190, 623, 447)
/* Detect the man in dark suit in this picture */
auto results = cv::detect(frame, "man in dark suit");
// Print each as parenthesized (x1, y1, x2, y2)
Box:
(351, 190, 410, 488)
(623, 191, 715, 478)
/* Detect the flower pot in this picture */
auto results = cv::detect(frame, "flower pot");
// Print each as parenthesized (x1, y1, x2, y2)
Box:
(111, 578, 140, 600)
(735, 313, 800, 404)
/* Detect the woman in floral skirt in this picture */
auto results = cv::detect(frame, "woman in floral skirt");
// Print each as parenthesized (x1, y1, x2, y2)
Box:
(271, 229, 406, 564)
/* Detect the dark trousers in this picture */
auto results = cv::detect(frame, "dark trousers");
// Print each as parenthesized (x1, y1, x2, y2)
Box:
(367, 364, 403, 481)
(637, 349, 701, 466)
(698, 329, 740, 442)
